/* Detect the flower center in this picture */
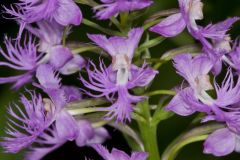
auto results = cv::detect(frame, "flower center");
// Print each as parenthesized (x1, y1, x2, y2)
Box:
(194, 75, 214, 105)
(43, 98, 54, 113)
(195, 74, 213, 92)
(188, 0, 203, 30)
(112, 54, 131, 85)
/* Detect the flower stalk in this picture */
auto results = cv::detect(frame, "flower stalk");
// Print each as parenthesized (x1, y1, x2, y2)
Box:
(162, 123, 224, 160)
(137, 100, 161, 160)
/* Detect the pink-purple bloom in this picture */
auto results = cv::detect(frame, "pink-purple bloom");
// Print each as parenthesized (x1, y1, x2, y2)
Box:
(81, 28, 158, 122)
(1, 64, 109, 159)
(94, 0, 153, 20)
(0, 24, 85, 89)
(0, 35, 43, 89)
(149, 0, 238, 71)
(26, 20, 64, 53)
(27, 20, 86, 75)
(150, 0, 204, 37)
(92, 144, 148, 160)
(4, 0, 82, 38)
(150, 0, 239, 76)
(166, 53, 240, 156)
(223, 40, 240, 72)
(1, 92, 54, 153)
(25, 121, 109, 160)
(150, 0, 239, 45)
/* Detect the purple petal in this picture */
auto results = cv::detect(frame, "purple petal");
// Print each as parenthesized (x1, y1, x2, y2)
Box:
(128, 64, 158, 88)
(150, 13, 186, 37)
(103, 87, 144, 122)
(88, 28, 143, 59)
(55, 110, 79, 141)
(87, 127, 109, 145)
(201, 17, 239, 40)
(91, 144, 111, 159)
(36, 64, 61, 89)
(53, 0, 82, 26)
(49, 45, 73, 69)
(80, 60, 118, 99)
(62, 86, 82, 102)
(166, 88, 196, 116)
(75, 120, 94, 147)
(111, 148, 130, 160)
(25, 126, 66, 160)
(178, 0, 203, 31)
(214, 69, 240, 107)
(130, 152, 148, 160)
(0, 35, 42, 71)
(211, 60, 222, 76)
(26, 20, 64, 52)
(204, 128, 235, 156)
(0, 72, 33, 90)
(59, 55, 86, 75)
(94, 0, 153, 20)
(1, 92, 51, 153)
(173, 54, 213, 90)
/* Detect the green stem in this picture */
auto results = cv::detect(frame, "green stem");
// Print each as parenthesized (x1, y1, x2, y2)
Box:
(66, 98, 108, 110)
(92, 121, 109, 128)
(110, 17, 121, 30)
(137, 37, 166, 53)
(75, 0, 98, 7)
(82, 19, 123, 36)
(110, 123, 145, 151)
(162, 123, 224, 160)
(139, 124, 160, 160)
(67, 107, 106, 115)
(143, 19, 162, 30)
(71, 46, 101, 54)
(137, 101, 161, 160)
(153, 44, 201, 69)
(120, 12, 129, 33)
(144, 90, 176, 96)
(163, 135, 208, 160)
(145, 9, 179, 24)
(62, 26, 69, 46)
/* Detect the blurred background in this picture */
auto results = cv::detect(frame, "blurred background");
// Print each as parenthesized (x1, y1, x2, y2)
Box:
(0, 0, 240, 159)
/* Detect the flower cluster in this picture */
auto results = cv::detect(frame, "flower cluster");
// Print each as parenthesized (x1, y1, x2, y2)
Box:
(1, 0, 154, 159)
(151, 0, 240, 157)
(1, 0, 240, 159)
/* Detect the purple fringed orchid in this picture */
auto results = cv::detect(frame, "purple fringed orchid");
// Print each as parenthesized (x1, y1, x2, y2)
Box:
(81, 28, 158, 122)
(26, 20, 86, 75)
(223, 40, 240, 72)
(168, 53, 213, 114)
(0, 25, 85, 89)
(25, 121, 109, 160)
(149, 0, 239, 75)
(0, 35, 43, 89)
(199, 17, 239, 75)
(0, 92, 54, 153)
(166, 53, 240, 156)
(204, 128, 240, 157)
(3, 0, 82, 38)
(94, 0, 153, 20)
(149, 0, 204, 37)
(26, 20, 64, 53)
(1, 64, 109, 159)
(150, 0, 239, 46)
(92, 144, 148, 160)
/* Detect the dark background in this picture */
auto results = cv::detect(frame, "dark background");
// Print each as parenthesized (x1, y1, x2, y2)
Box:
(0, 0, 240, 160)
